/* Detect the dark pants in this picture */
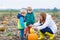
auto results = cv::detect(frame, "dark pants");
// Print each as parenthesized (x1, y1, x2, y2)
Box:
(20, 29, 24, 40)
(40, 27, 53, 34)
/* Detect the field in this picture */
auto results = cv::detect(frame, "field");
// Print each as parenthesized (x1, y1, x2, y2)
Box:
(0, 11, 60, 40)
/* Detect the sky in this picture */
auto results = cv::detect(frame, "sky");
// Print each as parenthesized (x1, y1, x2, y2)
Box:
(0, 0, 60, 9)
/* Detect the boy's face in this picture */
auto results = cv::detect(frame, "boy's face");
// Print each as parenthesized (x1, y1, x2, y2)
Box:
(27, 7, 32, 13)
(21, 11, 26, 16)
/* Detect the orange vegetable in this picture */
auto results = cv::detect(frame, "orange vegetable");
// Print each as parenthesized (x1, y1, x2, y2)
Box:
(2, 21, 7, 24)
(28, 34, 38, 40)
(28, 28, 38, 40)
(0, 25, 5, 31)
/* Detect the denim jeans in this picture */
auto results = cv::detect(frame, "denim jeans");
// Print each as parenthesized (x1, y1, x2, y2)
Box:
(40, 27, 53, 34)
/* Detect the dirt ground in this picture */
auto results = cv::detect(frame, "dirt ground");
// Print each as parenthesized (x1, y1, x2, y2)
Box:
(0, 17, 60, 40)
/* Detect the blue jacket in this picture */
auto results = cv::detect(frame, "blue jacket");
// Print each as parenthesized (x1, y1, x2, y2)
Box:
(17, 13, 26, 29)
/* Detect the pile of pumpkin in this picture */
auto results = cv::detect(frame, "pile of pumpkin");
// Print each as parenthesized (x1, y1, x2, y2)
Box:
(0, 20, 7, 31)
(0, 16, 18, 31)
(0, 16, 8, 31)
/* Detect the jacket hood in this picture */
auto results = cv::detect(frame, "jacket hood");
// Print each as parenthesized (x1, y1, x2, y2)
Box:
(17, 13, 24, 19)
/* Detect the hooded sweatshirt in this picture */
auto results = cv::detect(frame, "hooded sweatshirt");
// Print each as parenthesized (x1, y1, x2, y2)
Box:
(17, 13, 26, 29)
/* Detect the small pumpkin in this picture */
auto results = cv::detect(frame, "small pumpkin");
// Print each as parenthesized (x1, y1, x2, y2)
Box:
(2, 21, 7, 24)
(0, 25, 5, 31)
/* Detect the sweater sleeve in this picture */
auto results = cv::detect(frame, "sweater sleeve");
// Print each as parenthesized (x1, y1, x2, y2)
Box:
(37, 15, 51, 30)
(25, 14, 29, 22)
(19, 17, 25, 28)
(33, 13, 35, 23)
(33, 22, 41, 27)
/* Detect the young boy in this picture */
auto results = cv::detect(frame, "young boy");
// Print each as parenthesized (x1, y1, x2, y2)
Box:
(17, 9, 26, 40)
(24, 7, 35, 35)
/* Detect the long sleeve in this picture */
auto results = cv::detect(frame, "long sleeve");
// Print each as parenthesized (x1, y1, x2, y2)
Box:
(37, 15, 51, 30)
(33, 13, 35, 23)
(33, 21, 41, 27)
(19, 17, 25, 28)
(25, 14, 31, 25)
(25, 14, 29, 22)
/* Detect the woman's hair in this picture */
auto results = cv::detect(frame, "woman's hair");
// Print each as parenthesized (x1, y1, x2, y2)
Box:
(39, 12, 46, 24)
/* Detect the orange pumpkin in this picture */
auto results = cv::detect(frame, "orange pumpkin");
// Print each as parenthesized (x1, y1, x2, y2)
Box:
(28, 34, 38, 40)
(28, 28, 38, 40)
(2, 21, 7, 24)
(0, 25, 5, 31)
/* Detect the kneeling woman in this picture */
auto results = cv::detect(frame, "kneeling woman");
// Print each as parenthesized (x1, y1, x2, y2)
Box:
(33, 12, 57, 40)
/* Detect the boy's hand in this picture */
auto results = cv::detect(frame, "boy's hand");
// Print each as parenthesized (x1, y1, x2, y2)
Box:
(29, 24, 32, 27)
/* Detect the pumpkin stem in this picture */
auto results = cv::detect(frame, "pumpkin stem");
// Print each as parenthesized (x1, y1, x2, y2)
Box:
(30, 28, 35, 34)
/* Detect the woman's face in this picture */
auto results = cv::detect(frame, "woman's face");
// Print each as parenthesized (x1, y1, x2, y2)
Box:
(38, 15, 43, 22)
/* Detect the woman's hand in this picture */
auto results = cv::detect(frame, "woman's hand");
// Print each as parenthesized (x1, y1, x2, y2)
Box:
(32, 27, 40, 31)
(32, 27, 37, 30)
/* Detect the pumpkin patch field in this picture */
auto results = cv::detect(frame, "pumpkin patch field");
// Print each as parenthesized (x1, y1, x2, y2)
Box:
(0, 11, 60, 40)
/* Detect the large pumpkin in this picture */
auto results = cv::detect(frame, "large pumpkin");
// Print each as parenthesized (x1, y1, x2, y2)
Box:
(0, 25, 5, 31)
(28, 28, 38, 40)
(28, 34, 38, 40)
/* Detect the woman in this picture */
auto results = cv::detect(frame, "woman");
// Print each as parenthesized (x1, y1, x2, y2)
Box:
(33, 12, 57, 40)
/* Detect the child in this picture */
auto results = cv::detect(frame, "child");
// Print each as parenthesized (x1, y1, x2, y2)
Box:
(33, 12, 57, 40)
(17, 9, 26, 40)
(24, 7, 35, 35)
